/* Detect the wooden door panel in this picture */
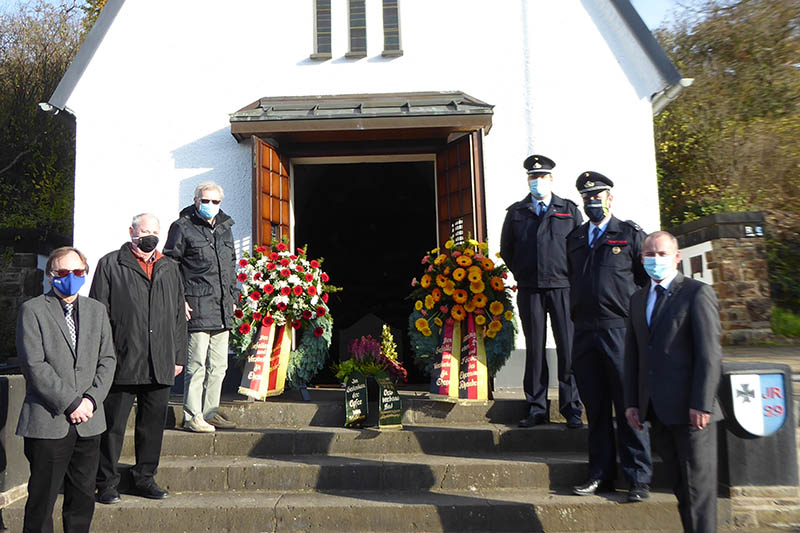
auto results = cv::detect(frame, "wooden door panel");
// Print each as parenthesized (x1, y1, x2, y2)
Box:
(253, 136, 290, 245)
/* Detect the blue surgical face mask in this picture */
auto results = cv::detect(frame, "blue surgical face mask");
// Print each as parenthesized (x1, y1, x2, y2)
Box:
(643, 255, 676, 281)
(197, 203, 219, 220)
(529, 176, 552, 198)
(52, 272, 86, 296)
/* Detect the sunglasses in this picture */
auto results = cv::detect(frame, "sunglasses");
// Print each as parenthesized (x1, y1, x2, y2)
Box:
(200, 199, 221, 205)
(51, 269, 87, 277)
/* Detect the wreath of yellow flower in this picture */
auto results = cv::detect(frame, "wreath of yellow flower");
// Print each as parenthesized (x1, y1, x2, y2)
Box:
(488, 319, 503, 332)
(489, 301, 504, 316)
(467, 267, 482, 283)
(463, 248, 475, 257)
(504, 310, 514, 322)
(451, 304, 466, 321)
(424, 294, 435, 309)
(420, 274, 432, 288)
(433, 317, 443, 327)
(443, 280, 455, 296)
(490, 277, 504, 291)
(435, 274, 447, 288)
(415, 317, 428, 331)
(470, 280, 486, 294)
(434, 254, 447, 266)
(414, 300, 423, 311)
(452, 268, 466, 282)
(472, 293, 488, 308)
(475, 314, 487, 325)
(453, 289, 469, 304)
(464, 301, 476, 313)
(456, 255, 473, 267)
(481, 258, 495, 271)
(431, 288, 442, 302)
(445, 240, 455, 250)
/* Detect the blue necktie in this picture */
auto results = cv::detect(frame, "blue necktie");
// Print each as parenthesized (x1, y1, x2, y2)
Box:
(590, 227, 601, 247)
(538, 201, 546, 217)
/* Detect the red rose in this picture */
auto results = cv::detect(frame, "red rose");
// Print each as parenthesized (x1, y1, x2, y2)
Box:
(249, 291, 261, 301)
(277, 302, 287, 311)
(264, 283, 274, 294)
(310, 260, 320, 269)
(295, 265, 304, 273)
(237, 272, 248, 282)
(293, 286, 303, 296)
(269, 252, 279, 260)
(276, 242, 287, 251)
(234, 309, 244, 319)
(266, 262, 276, 271)
(280, 286, 291, 296)
(316, 306, 326, 317)
(253, 272, 262, 281)
(292, 320, 301, 329)
(302, 310, 312, 319)
(253, 312, 262, 321)
(296, 248, 305, 256)
(321, 273, 330, 282)
(313, 327, 324, 337)
(255, 246, 267, 253)
(305, 273, 314, 282)
(238, 294, 243, 302)
(280, 269, 291, 277)
(262, 316, 274, 326)
(321, 293, 329, 303)
(307, 286, 317, 296)
(238, 323, 251, 334)
(289, 255, 297, 261)
(238, 259, 249, 267)
(280, 258, 290, 267)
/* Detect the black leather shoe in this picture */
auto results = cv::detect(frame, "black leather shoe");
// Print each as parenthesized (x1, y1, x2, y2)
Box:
(97, 488, 121, 505)
(134, 483, 169, 500)
(573, 478, 615, 496)
(565, 415, 584, 429)
(518, 413, 547, 428)
(627, 483, 650, 502)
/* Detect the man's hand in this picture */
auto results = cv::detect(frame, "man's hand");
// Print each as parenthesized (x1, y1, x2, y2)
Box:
(184, 302, 193, 320)
(174, 365, 184, 377)
(69, 398, 95, 425)
(689, 409, 711, 430)
(625, 407, 643, 431)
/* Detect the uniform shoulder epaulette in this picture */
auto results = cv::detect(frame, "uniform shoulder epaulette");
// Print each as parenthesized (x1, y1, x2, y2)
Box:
(623, 220, 643, 231)
(564, 198, 578, 208)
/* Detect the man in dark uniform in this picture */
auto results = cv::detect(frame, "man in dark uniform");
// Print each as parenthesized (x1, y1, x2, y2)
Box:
(566, 172, 652, 502)
(500, 155, 583, 428)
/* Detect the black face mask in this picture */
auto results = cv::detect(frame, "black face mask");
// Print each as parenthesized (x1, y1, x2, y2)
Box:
(583, 199, 609, 223)
(135, 235, 159, 253)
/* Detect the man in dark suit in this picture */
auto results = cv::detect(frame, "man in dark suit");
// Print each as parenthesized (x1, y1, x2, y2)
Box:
(566, 172, 652, 502)
(91, 213, 186, 504)
(500, 154, 583, 428)
(16, 247, 116, 533)
(625, 230, 722, 533)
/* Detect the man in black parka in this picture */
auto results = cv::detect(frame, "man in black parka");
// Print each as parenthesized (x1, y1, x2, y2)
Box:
(164, 181, 237, 432)
(500, 155, 584, 428)
(90, 213, 186, 504)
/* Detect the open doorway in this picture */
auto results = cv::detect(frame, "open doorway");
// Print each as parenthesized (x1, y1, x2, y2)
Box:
(294, 161, 436, 383)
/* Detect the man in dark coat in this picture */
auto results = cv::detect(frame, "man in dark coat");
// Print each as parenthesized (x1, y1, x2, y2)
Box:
(566, 172, 652, 502)
(164, 181, 237, 432)
(16, 247, 116, 533)
(90, 213, 186, 504)
(625, 231, 722, 533)
(500, 154, 583, 428)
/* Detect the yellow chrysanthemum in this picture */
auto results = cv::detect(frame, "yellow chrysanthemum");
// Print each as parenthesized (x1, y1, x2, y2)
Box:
(434, 254, 447, 266)
(490, 277, 504, 291)
(436, 274, 447, 287)
(504, 310, 514, 322)
(470, 280, 486, 294)
(443, 267, 451, 276)
(420, 274, 432, 288)
(425, 295, 435, 309)
(414, 300, 423, 311)
(451, 305, 466, 322)
(489, 301, 504, 316)
(432, 288, 442, 302)
(495, 252, 502, 259)
(475, 314, 487, 325)
(433, 317, 443, 327)
(486, 329, 497, 339)
(464, 301, 476, 313)
(445, 240, 455, 250)
(415, 318, 428, 331)
(479, 242, 489, 251)
(453, 289, 469, 304)
(431, 248, 440, 254)
(468, 239, 479, 247)
(488, 319, 503, 332)
(456, 255, 473, 267)
(443, 280, 456, 296)
(472, 293, 488, 308)
(463, 248, 475, 257)
(452, 268, 467, 282)
(422, 328, 432, 337)
(481, 258, 495, 271)
(467, 268, 482, 283)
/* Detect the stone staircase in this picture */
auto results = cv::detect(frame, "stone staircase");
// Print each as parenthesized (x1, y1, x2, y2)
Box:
(1, 387, 769, 532)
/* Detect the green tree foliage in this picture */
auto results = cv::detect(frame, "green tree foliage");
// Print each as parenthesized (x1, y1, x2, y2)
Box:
(654, 0, 800, 311)
(79, 0, 108, 37)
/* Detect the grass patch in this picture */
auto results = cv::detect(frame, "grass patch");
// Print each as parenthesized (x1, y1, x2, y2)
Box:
(771, 307, 800, 338)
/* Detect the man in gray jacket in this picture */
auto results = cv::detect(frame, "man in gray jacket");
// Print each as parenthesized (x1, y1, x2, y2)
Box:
(164, 182, 237, 432)
(16, 247, 116, 533)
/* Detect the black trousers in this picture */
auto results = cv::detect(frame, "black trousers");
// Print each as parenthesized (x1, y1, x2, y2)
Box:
(96, 384, 170, 492)
(517, 287, 581, 418)
(649, 410, 718, 533)
(572, 327, 652, 484)
(23, 426, 100, 533)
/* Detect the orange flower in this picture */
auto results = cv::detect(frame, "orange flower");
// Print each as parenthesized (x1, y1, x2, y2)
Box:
(475, 314, 487, 325)
(420, 274, 432, 288)
(452, 268, 467, 282)
(489, 301, 504, 316)
(435, 274, 447, 288)
(443, 280, 456, 296)
(453, 289, 469, 304)
(425, 295, 435, 309)
(469, 280, 486, 294)
(464, 301, 476, 313)
(490, 277, 504, 291)
(451, 305, 466, 321)
(456, 255, 473, 267)
(486, 329, 497, 339)
(504, 310, 514, 322)
(422, 328, 432, 337)
(463, 248, 475, 257)
(488, 319, 503, 332)
(443, 267, 451, 276)
(467, 267, 482, 283)
(472, 293, 488, 308)
(415, 318, 428, 331)
(431, 288, 442, 302)
(434, 254, 447, 266)
(481, 258, 495, 271)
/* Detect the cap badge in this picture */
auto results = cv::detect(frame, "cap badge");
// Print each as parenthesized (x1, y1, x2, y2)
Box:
(533, 162, 542, 169)
(585, 181, 595, 188)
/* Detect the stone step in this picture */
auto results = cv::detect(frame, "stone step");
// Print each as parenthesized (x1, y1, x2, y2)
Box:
(3, 489, 735, 532)
(123, 424, 589, 458)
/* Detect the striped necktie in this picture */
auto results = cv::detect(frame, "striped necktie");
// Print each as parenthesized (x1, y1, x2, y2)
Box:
(64, 302, 76, 348)
(590, 226, 601, 247)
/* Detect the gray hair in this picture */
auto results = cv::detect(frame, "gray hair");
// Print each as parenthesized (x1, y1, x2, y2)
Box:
(645, 230, 679, 252)
(193, 181, 224, 201)
(131, 213, 160, 231)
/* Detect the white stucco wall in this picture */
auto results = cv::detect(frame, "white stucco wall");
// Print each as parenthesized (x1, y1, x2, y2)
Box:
(65, 0, 666, 349)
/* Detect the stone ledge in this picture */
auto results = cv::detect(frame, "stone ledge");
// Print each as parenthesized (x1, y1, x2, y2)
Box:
(0, 484, 26, 509)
